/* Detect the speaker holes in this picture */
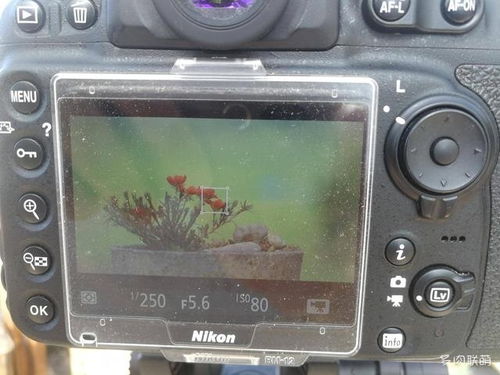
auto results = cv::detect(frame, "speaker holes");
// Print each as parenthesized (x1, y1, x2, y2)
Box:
(441, 235, 466, 243)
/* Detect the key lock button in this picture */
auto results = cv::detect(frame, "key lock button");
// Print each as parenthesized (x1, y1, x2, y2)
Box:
(14, 138, 44, 170)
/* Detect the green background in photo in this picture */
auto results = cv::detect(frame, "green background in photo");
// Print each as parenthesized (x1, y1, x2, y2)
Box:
(69, 116, 365, 283)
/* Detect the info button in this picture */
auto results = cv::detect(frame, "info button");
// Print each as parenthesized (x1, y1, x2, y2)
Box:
(378, 327, 405, 353)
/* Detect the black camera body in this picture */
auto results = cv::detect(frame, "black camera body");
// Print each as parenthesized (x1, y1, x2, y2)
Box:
(1, 0, 500, 366)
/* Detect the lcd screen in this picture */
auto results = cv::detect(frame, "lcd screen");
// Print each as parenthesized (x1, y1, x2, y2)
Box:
(58, 98, 368, 325)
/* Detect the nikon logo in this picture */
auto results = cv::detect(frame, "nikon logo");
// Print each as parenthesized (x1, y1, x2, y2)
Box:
(191, 330, 236, 344)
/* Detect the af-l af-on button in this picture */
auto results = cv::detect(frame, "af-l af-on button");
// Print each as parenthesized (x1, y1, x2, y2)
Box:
(442, 0, 479, 25)
(373, 0, 411, 22)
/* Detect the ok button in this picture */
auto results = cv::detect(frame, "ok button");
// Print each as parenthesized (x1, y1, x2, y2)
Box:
(26, 296, 55, 324)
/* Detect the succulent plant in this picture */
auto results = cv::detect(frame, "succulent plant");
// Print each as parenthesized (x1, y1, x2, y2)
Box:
(104, 175, 252, 252)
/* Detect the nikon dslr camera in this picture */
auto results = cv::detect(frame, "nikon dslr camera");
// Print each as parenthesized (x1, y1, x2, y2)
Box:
(1, 0, 500, 367)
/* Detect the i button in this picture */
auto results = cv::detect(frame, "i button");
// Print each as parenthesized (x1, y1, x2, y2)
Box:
(386, 238, 415, 266)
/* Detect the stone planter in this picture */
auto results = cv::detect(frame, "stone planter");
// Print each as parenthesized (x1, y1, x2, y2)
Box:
(110, 242, 303, 280)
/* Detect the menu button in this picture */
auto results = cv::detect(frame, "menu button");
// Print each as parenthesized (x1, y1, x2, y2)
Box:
(9, 81, 40, 114)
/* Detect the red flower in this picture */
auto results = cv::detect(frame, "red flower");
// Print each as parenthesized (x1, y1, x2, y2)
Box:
(201, 188, 217, 199)
(167, 175, 187, 187)
(186, 186, 202, 196)
(129, 207, 153, 222)
(209, 199, 226, 211)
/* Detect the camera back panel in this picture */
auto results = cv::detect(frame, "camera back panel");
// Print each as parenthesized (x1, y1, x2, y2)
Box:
(1, 0, 500, 366)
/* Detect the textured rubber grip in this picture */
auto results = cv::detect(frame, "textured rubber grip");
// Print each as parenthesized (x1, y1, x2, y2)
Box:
(456, 64, 500, 349)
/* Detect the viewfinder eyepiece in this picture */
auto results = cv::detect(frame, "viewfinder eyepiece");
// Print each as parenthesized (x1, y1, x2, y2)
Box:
(193, 0, 254, 8)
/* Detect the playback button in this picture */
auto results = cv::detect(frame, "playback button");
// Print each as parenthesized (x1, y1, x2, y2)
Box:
(15, 0, 45, 33)
(14, 138, 44, 170)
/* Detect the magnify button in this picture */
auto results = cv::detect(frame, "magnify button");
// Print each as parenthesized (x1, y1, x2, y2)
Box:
(18, 193, 48, 224)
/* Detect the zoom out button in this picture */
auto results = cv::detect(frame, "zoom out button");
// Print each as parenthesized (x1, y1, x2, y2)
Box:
(22, 246, 51, 275)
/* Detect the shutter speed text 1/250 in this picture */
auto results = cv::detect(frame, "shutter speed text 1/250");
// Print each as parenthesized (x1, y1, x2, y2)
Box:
(129, 292, 270, 313)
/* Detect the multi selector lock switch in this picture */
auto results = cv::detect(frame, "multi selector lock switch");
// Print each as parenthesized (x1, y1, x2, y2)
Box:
(385, 96, 499, 220)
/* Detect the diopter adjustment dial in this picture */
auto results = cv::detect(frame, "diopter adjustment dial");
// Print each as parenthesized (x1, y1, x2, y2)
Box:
(385, 95, 499, 220)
